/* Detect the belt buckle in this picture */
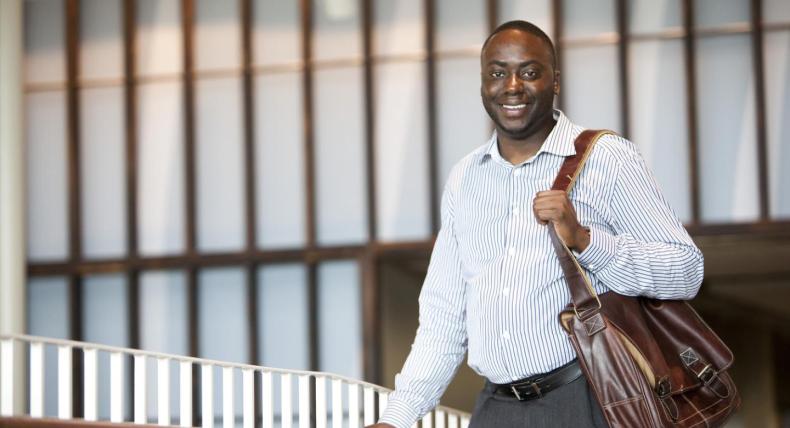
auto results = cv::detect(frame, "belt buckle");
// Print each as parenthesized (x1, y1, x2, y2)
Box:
(510, 382, 542, 401)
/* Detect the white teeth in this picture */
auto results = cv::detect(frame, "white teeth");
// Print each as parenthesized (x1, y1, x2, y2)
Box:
(502, 104, 526, 110)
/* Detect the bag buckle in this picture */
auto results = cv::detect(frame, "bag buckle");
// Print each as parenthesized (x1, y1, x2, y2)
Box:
(697, 365, 716, 386)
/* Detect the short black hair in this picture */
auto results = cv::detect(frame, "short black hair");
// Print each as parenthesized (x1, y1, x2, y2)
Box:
(482, 20, 557, 69)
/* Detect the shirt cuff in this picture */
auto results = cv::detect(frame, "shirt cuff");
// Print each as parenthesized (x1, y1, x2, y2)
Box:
(575, 226, 617, 273)
(378, 399, 421, 428)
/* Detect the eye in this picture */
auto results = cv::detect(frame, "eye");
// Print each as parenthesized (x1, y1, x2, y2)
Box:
(490, 70, 506, 78)
(522, 69, 539, 79)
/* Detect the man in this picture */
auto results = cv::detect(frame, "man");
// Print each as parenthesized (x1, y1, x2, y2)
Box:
(370, 20, 703, 428)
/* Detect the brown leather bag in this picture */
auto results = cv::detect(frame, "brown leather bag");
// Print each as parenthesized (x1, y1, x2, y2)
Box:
(551, 130, 740, 427)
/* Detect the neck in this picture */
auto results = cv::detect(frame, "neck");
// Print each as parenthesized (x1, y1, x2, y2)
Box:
(497, 113, 556, 165)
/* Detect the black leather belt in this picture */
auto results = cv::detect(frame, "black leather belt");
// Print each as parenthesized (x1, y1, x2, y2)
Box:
(493, 360, 582, 401)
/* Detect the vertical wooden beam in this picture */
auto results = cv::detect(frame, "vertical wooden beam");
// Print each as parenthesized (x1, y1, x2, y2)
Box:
(681, 0, 701, 224)
(122, 0, 140, 352)
(615, 0, 630, 138)
(750, 0, 770, 221)
(360, 0, 381, 384)
(299, 0, 319, 372)
(180, 0, 200, 423)
(65, 0, 84, 418)
(240, 0, 260, 368)
(424, 0, 439, 235)
(486, 0, 498, 33)
(552, 0, 564, 110)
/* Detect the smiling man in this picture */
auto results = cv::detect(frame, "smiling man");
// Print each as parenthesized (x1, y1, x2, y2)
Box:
(369, 21, 703, 428)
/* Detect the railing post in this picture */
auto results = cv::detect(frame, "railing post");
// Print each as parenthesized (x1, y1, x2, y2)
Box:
(222, 367, 234, 428)
(83, 348, 98, 421)
(135, 355, 148, 424)
(0, 339, 14, 416)
(331, 379, 343, 428)
(57, 345, 72, 419)
(280, 373, 293, 428)
(202, 364, 214, 428)
(158, 357, 171, 426)
(261, 371, 273, 428)
(422, 412, 433, 428)
(298, 374, 310, 428)
(448, 413, 459, 428)
(29, 341, 44, 418)
(435, 409, 446, 428)
(110, 351, 124, 422)
(348, 383, 360, 428)
(363, 386, 375, 425)
(378, 391, 388, 418)
(315, 376, 327, 428)
(180, 360, 192, 427)
(242, 369, 254, 428)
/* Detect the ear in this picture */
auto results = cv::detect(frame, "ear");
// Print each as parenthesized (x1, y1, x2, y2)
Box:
(553, 70, 561, 95)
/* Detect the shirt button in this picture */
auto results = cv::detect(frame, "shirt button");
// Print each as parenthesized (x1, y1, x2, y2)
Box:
(513, 168, 522, 177)
(512, 206, 520, 216)
(508, 247, 516, 256)
(502, 331, 510, 340)
(502, 287, 510, 296)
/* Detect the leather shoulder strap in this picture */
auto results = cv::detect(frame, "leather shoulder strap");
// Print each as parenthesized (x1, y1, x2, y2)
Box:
(548, 129, 615, 319)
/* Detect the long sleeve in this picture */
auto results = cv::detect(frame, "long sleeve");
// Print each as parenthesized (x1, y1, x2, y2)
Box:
(378, 185, 468, 428)
(576, 139, 704, 300)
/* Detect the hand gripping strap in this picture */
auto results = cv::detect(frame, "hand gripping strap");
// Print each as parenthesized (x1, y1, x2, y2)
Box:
(548, 129, 614, 327)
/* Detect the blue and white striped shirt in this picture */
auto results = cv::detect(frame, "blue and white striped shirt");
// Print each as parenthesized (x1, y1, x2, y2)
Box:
(380, 110, 704, 428)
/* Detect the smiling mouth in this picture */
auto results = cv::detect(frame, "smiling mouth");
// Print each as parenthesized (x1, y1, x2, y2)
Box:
(501, 104, 527, 111)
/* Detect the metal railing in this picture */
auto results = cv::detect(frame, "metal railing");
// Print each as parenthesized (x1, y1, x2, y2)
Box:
(0, 334, 470, 428)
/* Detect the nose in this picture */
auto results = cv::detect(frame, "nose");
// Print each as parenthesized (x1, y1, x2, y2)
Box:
(505, 72, 523, 94)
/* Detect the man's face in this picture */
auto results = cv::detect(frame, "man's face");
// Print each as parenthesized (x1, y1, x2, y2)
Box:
(480, 29, 559, 140)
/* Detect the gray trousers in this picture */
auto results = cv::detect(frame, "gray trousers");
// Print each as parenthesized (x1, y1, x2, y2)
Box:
(468, 375, 608, 428)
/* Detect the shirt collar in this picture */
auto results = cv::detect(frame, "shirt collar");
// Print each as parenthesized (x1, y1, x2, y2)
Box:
(480, 109, 577, 164)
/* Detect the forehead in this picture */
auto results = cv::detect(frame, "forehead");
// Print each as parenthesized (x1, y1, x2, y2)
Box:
(481, 29, 553, 65)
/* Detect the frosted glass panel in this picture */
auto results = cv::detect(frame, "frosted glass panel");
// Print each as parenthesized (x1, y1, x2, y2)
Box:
(695, 0, 749, 29)
(563, 0, 616, 38)
(140, 271, 188, 354)
(498, 0, 553, 37)
(374, 62, 431, 241)
(138, 81, 186, 255)
(314, 67, 368, 245)
(83, 274, 129, 347)
(374, 0, 425, 56)
(628, 0, 681, 34)
(314, 0, 362, 61)
(254, 0, 301, 65)
(137, 0, 183, 76)
(628, 40, 691, 223)
(80, 0, 122, 81)
(563, 45, 621, 132)
(255, 72, 306, 249)
(258, 264, 309, 370)
(436, 0, 486, 51)
(80, 87, 127, 258)
(697, 35, 758, 222)
(195, 77, 245, 252)
(26, 91, 69, 261)
(198, 268, 248, 363)
(437, 58, 491, 193)
(764, 0, 790, 24)
(28, 277, 70, 339)
(195, 0, 240, 71)
(765, 32, 790, 219)
(318, 261, 362, 379)
(24, 0, 65, 84)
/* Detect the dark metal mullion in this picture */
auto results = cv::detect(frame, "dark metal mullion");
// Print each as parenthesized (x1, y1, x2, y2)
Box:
(180, 0, 200, 424)
(122, 0, 140, 353)
(360, 0, 381, 384)
(65, 0, 85, 418)
(552, 0, 565, 110)
(750, 0, 770, 221)
(682, 0, 702, 224)
(240, 0, 260, 368)
(487, 0, 498, 33)
(299, 0, 320, 373)
(425, 0, 440, 235)
(615, 0, 630, 138)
